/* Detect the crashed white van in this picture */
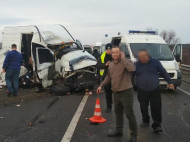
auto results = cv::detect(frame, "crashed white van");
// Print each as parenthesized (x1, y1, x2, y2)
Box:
(0, 25, 97, 90)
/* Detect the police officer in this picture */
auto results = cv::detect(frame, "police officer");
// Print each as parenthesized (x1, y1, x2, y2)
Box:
(97, 43, 113, 113)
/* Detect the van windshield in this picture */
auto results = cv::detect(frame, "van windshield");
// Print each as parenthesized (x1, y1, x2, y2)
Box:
(37, 25, 74, 45)
(130, 43, 174, 61)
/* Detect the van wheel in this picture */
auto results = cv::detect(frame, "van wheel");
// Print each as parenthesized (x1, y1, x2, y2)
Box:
(50, 85, 70, 96)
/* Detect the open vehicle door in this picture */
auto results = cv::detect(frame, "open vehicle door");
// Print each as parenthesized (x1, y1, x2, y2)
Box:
(35, 47, 54, 88)
(173, 44, 182, 65)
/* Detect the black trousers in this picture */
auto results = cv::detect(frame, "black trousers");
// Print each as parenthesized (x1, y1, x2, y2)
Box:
(104, 83, 113, 109)
(137, 87, 162, 128)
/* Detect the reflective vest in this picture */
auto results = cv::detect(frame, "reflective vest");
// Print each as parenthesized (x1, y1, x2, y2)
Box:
(100, 51, 106, 76)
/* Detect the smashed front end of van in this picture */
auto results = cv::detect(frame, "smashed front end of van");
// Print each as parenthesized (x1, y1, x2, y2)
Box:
(52, 43, 98, 90)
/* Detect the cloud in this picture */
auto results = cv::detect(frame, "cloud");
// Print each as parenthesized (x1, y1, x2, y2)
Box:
(0, 0, 190, 44)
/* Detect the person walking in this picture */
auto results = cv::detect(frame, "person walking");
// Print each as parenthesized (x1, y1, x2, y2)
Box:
(97, 43, 113, 113)
(135, 49, 175, 133)
(97, 46, 137, 142)
(2, 44, 23, 96)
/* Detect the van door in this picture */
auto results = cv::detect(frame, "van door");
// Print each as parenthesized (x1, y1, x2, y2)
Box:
(35, 47, 54, 87)
(173, 44, 182, 64)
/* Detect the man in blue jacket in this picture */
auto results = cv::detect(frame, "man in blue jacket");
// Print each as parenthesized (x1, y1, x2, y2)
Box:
(135, 49, 175, 133)
(2, 44, 23, 96)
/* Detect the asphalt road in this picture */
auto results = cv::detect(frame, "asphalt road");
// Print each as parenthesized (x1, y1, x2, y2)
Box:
(0, 82, 190, 142)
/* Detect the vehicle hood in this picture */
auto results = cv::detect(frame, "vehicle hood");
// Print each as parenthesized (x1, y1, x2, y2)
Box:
(60, 50, 97, 71)
(160, 60, 176, 70)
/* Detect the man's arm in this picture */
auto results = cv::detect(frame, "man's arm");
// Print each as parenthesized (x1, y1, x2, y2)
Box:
(97, 58, 107, 69)
(157, 61, 175, 90)
(2, 53, 10, 70)
(121, 58, 135, 72)
(97, 71, 111, 94)
(100, 71, 111, 88)
(158, 61, 172, 84)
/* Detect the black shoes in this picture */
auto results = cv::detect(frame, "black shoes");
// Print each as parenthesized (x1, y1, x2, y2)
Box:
(153, 126, 163, 133)
(129, 135, 137, 142)
(140, 122, 149, 128)
(107, 131, 123, 137)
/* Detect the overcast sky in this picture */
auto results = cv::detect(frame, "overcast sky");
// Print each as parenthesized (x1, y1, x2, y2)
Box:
(0, 0, 190, 44)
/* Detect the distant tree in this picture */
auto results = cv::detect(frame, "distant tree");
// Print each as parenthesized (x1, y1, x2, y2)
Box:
(159, 30, 180, 45)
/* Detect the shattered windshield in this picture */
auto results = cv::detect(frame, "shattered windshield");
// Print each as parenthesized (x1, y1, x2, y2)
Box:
(37, 25, 74, 45)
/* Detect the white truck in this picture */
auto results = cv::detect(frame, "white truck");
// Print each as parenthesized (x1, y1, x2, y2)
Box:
(101, 30, 182, 89)
(0, 25, 97, 91)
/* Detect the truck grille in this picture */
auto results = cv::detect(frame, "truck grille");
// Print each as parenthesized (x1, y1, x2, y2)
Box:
(159, 73, 174, 78)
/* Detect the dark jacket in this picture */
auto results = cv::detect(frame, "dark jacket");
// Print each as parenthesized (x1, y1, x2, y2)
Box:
(97, 53, 112, 79)
(3, 50, 23, 71)
(135, 58, 172, 91)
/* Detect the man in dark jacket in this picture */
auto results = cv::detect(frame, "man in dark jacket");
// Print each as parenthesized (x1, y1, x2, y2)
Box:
(3, 44, 23, 96)
(135, 49, 175, 133)
(97, 43, 113, 113)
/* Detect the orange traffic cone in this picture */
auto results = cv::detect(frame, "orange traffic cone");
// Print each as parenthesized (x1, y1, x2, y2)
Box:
(89, 98, 106, 123)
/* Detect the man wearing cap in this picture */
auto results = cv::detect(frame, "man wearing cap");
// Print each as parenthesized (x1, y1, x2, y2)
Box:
(97, 43, 113, 113)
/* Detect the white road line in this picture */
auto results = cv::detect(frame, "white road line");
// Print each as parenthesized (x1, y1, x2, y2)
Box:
(178, 87, 190, 96)
(61, 94, 89, 142)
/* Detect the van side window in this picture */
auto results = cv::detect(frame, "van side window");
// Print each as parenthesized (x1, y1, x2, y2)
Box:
(38, 49, 54, 64)
(120, 44, 130, 58)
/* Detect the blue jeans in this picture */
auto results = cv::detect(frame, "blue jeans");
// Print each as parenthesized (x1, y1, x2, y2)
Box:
(5, 69, 20, 95)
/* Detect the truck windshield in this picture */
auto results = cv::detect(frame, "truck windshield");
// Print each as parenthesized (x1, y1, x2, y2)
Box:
(130, 43, 174, 61)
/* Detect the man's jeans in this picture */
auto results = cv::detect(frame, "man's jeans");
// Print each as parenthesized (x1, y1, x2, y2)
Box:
(5, 69, 20, 95)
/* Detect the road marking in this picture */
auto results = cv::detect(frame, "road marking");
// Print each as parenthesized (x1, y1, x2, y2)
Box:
(178, 87, 190, 96)
(61, 94, 89, 142)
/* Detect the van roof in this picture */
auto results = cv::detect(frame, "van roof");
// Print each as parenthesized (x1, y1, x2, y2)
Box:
(116, 34, 166, 44)
(3, 25, 75, 45)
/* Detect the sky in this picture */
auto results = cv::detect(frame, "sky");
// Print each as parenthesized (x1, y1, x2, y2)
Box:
(0, 0, 190, 44)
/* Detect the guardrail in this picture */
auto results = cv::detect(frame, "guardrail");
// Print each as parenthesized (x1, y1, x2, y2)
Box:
(180, 64, 190, 84)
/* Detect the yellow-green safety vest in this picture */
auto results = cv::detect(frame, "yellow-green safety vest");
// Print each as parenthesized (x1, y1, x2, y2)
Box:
(100, 51, 106, 76)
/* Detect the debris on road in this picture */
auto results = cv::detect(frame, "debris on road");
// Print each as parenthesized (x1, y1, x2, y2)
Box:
(16, 104, 21, 107)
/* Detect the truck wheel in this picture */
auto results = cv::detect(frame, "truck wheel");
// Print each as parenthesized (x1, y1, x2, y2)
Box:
(50, 85, 70, 96)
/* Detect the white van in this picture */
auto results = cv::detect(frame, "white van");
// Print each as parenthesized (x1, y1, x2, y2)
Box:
(101, 30, 182, 89)
(0, 25, 97, 89)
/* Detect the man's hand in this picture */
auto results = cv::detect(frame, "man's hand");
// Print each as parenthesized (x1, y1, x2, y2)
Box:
(106, 61, 110, 66)
(2, 68, 5, 73)
(120, 52, 125, 59)
(167, 84, 175, 90)
(96, 86, 102, 94)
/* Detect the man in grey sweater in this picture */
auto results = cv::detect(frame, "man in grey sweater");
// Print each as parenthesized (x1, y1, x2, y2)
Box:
(97, 46, 137, 142)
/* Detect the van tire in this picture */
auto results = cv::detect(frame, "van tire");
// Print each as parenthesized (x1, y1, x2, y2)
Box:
(50, 85, 70, 96)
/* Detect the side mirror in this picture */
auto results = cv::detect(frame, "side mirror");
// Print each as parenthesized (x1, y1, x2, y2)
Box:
(174, 54, 181, 63)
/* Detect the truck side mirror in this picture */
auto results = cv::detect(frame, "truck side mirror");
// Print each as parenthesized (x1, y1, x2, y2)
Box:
(174, 54, 181, 64)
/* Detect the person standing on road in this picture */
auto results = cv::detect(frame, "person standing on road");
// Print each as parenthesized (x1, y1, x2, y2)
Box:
(135, 49, 175, 133)
(97, 46, 137, 142)
(97, 43, 113, 113)
(2, 44, 23, 96)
